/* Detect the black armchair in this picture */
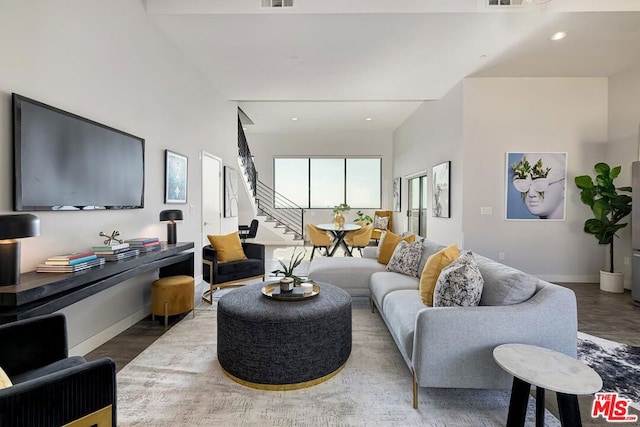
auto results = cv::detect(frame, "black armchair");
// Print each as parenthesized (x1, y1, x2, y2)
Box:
(202, 242, 265, 304)
(0, 313, 116, 427)
(238, 219, 259, 242)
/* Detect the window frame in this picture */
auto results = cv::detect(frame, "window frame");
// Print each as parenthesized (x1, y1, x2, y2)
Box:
(273, 156, 382, 209)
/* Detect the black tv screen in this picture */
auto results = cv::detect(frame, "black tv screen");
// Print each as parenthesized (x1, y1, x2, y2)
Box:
(12, 94, 145, 211)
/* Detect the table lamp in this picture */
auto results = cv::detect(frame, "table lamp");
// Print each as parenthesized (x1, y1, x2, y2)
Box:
(159, 210, 183, 245)
(0, 214, 40, 286)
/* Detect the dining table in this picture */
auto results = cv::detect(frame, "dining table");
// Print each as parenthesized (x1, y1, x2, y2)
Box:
(315, 223, 361, 257)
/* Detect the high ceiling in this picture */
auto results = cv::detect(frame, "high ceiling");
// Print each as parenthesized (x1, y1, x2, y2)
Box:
(145, 0, 640, 134)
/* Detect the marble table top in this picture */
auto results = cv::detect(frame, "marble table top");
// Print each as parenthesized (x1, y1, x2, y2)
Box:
(493, 343, 602, 395)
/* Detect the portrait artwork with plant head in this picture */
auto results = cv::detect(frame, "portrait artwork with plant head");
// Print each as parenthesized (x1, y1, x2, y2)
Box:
(506, 152, 567, 220)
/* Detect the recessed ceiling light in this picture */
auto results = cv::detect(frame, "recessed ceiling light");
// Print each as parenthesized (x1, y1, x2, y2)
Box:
(365, 117, 372, 121)
(550, 31, 567, 41)
(291, 117, 298, 121)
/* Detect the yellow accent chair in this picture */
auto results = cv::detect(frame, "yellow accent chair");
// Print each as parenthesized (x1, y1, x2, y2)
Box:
(344, 224, 373, 256)
(307, 224, 333, 260)
(371, 210, 393, 242)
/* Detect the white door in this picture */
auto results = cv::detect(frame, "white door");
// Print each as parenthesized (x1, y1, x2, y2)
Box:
(202, 151, 222, 245)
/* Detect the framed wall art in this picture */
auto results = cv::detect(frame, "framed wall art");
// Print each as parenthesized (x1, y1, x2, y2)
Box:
(432, 161, 450, 218)
(224, 166, 239, 218)
(164, 150, 188, 204)
(505, 152, 567, 221)
(393, 177, 401, 212)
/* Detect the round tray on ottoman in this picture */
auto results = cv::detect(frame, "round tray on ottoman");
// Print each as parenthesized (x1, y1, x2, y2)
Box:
(217, 281, 352, 390)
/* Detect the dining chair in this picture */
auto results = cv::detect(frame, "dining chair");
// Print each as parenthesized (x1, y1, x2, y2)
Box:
(344, 224, 373, 256)
(371, 210, 393, 242)
(306, 224, 333, 260)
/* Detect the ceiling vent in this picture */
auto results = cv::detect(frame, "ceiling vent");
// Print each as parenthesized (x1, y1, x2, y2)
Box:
(261, 0, 294, 8)
(487, 0, 550, 6)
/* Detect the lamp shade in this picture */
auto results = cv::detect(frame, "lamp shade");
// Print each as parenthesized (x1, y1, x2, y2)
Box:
(159, 210, 183, 222)
(0, 214, 40, 240)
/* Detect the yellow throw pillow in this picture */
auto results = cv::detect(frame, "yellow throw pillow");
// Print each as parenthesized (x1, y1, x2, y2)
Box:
(207, 232, 247, 263)
(419, 244, 460, 306)
(377, 232, 415, 265)
(0, 366, 12, 389)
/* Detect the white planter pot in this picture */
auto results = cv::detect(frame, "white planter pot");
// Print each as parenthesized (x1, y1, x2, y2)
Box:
(599, 270, 624, 293)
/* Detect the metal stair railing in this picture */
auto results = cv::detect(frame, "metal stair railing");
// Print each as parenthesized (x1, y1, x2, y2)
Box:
(255, 180, 304, 240)
(237, 116, 304, 240)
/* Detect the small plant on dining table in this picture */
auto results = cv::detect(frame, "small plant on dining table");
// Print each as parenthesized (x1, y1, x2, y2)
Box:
(271, 248, 306, 285)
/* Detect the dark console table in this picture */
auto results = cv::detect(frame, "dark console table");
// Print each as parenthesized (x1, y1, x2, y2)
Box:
(0, 242, 194, 324)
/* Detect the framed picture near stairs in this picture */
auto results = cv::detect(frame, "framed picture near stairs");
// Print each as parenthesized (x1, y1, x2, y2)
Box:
(224, 166, 239, 218)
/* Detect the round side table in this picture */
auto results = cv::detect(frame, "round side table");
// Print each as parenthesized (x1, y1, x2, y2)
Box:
(493, 343, 602, 427)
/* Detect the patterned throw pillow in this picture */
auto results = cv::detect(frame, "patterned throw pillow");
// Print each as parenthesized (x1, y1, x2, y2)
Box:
(433, 251, 484, 307)
(373, 215, 389, 230)
(386, 240, 424, 277)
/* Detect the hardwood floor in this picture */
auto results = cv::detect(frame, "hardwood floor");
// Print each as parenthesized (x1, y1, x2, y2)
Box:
(85, 263, 639, 425)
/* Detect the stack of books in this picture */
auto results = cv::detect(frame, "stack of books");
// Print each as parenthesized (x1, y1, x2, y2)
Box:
(37, 252, 105, 273)
(92, 242, 139, 262)
(126, 238, 161, 252)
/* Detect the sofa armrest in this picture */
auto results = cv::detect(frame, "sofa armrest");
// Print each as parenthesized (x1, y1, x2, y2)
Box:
(0, 314, 68, 377)
(0, 357, 117, 427)
(411, 283, 577, 386)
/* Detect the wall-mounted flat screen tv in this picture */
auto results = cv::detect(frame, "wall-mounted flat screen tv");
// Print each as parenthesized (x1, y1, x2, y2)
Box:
(13, 94, 145, 211)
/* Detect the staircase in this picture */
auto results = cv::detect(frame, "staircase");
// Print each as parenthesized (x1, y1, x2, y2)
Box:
(237, 117, 305, 243)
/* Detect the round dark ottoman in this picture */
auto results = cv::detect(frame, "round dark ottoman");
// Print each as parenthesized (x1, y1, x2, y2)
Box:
(217, 282, 352, 390)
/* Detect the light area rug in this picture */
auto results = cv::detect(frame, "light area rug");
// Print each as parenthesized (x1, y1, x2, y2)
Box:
(117, 298, 559, 426)
(578, 331, 640, 411)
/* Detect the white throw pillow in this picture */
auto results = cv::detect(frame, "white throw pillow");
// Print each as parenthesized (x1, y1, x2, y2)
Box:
(433, 251, 484, 307)
(386, 240, 424, 277)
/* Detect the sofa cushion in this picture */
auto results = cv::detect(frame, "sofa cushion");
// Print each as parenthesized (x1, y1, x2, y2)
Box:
(433, 251, 484, 307)
(419, 244, 459, 306)
(475, 255, 538, 306)
(0, 366, 12, 389)
(207, 232, 247, 263)
(308, 257, 386, 296)
(370, 272, 419, 310)
(11, 356, 86, 385)
(386, 240, 423, 277)
(377, 232, 415, 265)
(381, 289, 425, 361)
(417, 240, 447, 277)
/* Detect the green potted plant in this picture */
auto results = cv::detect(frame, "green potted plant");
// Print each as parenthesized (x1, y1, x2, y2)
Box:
(575, 162, 632, 293)
(271, 248, 306, 291)
(353, 210, 373, 225)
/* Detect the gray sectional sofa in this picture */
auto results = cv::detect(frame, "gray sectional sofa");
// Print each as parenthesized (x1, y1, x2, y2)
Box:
(308, 240, 578, 408)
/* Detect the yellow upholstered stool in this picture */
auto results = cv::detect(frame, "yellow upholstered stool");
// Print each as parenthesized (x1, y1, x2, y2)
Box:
(151, 275, 195, 330)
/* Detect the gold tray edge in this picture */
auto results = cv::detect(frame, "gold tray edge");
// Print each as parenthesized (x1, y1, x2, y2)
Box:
(262, 283, 320, 301)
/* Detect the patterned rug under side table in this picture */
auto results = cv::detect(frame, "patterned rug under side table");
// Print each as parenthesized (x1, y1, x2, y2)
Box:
(493, 343, 602, 427)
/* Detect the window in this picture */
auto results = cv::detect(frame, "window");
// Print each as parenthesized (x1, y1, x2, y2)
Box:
(273, 158, 308, 208)
(274, 157, 381, 209)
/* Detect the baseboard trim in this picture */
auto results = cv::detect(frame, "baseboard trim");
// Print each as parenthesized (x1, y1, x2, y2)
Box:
(536, 274, 599, 283)
(69, 308, 148, 356)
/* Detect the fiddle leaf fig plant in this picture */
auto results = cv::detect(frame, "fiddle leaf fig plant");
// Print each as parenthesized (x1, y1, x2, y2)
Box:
(574, 162, 632, 273)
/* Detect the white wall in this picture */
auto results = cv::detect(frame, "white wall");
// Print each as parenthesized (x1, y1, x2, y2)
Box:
(392, 82, 464, 245)
(462, 78, 608, 282)
(0, 0, 237, 351)
(607, 63, 640, 289)
(245, 131, 394, 236)
(393, 77, 611, 282)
